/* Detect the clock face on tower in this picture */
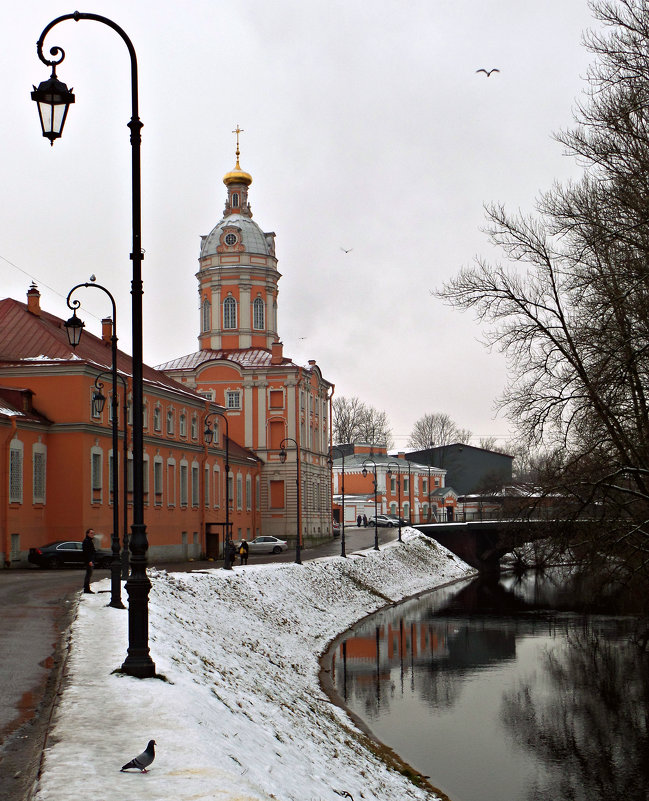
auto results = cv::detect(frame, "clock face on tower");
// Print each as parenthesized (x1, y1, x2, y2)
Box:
(224, 233, 237, 246)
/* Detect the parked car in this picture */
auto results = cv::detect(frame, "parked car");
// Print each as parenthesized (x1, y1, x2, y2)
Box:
(28, 540, 113, 569)
(238, 536, 288, 554)
(387, 515, 408, 526)
(332, 520, 341, 536)
(367, 515, 399, 527)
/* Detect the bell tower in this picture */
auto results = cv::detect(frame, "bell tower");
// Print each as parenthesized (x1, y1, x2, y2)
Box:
(197, 127, 279, 352)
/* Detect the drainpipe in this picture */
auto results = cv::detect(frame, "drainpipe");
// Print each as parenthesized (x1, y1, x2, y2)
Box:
(2, 418, 18, 567)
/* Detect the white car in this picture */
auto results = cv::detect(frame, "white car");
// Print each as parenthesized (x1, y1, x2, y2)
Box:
(368, 515, 398, 527)
(242, 536, 288, 554)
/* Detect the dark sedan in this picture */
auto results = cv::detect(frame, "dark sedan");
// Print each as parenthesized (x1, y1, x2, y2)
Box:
(28, 540, 113, 569)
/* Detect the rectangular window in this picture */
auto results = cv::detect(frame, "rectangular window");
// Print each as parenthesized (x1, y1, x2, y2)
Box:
(167, 410, 174, 435)
(168, 462, 176, 506)
(422, 478, 428, 495)
(33, 449, 46, 504)
(91, 452, 102, 491)
(180, 464, 188, 506)
(154, 460, 163, 504)
(390, 476, 396, 493)
(127, 455, 134, 493)
(246, 475, 252, 510)
(179, 413, 187, 437)
(269, 389, 283, 408)
(403, 477, 410, 494)
(204, 465, 210, 507)
(109, 453, 115, 494)
(226, 391, 240, 409)
(9, 445, 23, 504)
(91, 391, 102, 419)
(191, 416, 198, 439)
(236, 474, 243, 509)
(153, 407, 162, 432)
(192, 465, 199, 506)
(270, 479, 284, 509)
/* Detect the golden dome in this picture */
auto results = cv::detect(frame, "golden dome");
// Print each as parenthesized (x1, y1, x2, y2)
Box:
(223, 157, 252, 187)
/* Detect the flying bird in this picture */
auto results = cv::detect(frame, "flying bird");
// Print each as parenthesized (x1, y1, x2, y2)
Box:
(476, 68, 500, 77)
(340, 247, 353, 253)
(121, 739, 156, 773)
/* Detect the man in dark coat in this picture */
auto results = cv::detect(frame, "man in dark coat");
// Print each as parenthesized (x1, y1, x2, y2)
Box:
(82, 528, 96, 593)
(239, 539, 249, 565)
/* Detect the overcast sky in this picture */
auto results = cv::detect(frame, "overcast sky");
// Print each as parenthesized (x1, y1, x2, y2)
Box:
(2, 1, 600, 450)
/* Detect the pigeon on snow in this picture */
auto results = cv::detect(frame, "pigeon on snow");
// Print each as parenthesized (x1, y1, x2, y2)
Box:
(121, 739, 156, 772)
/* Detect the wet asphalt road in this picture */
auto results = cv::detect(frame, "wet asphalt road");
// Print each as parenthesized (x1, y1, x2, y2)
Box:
(0, 526, 398, 800)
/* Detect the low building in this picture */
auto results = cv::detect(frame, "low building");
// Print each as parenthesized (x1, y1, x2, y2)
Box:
(406, 443, 513, 496)
(330, 443, 456, 524)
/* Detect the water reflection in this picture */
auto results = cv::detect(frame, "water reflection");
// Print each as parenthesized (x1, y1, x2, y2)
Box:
(326, 571, 647, 801)
(502, 625, 649, 801)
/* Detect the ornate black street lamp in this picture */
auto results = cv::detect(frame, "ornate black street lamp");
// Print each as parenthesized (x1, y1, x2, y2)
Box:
(279, 437, 302, 565)
(386, 461, 403, 543)
(65, 281, 124, 609)
(204, 411, 232, 570)
(361, 458, 380, 551)
(93, 370, 130, 580)
(327, 446, 346, 557)
(35, 12, 155, 677)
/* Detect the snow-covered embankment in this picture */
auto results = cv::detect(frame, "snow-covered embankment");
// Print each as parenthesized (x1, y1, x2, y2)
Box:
(35, 531, 473, 801)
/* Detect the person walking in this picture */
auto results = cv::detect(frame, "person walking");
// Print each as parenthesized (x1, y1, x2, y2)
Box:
(82, 528, 96, 594)
(238, 539, 249, 566)
(362, 514, 368, 527)
(357, 515, 362, 527)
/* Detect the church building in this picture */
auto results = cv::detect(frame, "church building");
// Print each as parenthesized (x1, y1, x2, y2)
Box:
(156, 133, 334, 544)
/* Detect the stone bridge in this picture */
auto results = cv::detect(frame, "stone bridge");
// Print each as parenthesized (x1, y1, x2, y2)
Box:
(415, 519, 552, 572)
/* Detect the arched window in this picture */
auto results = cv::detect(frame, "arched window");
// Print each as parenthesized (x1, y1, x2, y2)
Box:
(223, 296, 237, 329)
(232, 193, 239, 208)
(253, 296, 264, 329)
(201, 298, 211, 333)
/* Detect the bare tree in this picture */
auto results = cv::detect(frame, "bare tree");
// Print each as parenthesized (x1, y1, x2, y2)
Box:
(408, 413, 472, 450)
(332, 395, 393, 448)
(436, 0, 649, 596)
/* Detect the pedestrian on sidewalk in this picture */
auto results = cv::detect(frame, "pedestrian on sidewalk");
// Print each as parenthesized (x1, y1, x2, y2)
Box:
(238, 539, 249, 565)
(82, 528, 96, 594)
(357, 515, 362, 527)
(363, 514, 368, 527)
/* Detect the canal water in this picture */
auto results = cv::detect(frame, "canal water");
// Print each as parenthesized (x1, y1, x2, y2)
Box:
(324, 569, 648, 801)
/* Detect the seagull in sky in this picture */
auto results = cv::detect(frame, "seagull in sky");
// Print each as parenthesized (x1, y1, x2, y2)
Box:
(340, 247, 353, 253)
(476, 68, 500, 77)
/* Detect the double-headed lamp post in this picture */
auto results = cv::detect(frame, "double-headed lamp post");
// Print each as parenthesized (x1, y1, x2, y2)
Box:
(65, 281, 124, 609)
(361, 458, 380, 551)
(327, 446, 346, 558)
(204, 411, 231, 570)
(34, 12, 155, 677)
(386, 461, 403, 543)
(279, 438, 302, 565)
(92, 370, 130, 580)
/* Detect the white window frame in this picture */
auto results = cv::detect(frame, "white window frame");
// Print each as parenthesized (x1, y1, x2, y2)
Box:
(179, 412, 187, 438)
(202, 298, 211, 333)
(9, 440, 23, 504)
(91, 446, 103, 503)
(226, 390, 240, 410)
(153, 406, 162, 432)
(180, 460, 189, 507)
(154, 457, 163, 505)
(253, 296, 265, 329)
(191, 461, 200, 507)
(166, 409, 175, 436)
(223, 296, 237, 329)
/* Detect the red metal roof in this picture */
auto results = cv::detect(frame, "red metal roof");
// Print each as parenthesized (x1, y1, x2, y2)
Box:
(0, 297, 204, 401)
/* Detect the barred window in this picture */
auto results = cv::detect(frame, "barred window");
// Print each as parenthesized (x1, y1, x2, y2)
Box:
(192, 464, 200, 507)
(201, 298, 211, 333)
(9, 442, 23, 504)
(253, 296, 265, 329)
(223, 296, 237, 329)
(180, 462, 188, 507)
(33, 445, 46, 504)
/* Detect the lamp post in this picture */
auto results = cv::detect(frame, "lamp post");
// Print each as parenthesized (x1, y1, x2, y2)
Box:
(361, 458, 379, 551)
(204, 411, 231, 570)
(65, 282, 124, 609)
(35, 12, 155, 677)
(386, 461, 403, 543)
(327, 446, 346, 558)
(93, 370, 130, 580)
(279, 437, 302, 565)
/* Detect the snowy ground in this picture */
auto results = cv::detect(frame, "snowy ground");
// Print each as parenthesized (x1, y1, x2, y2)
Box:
(33, 531, 474, 801)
